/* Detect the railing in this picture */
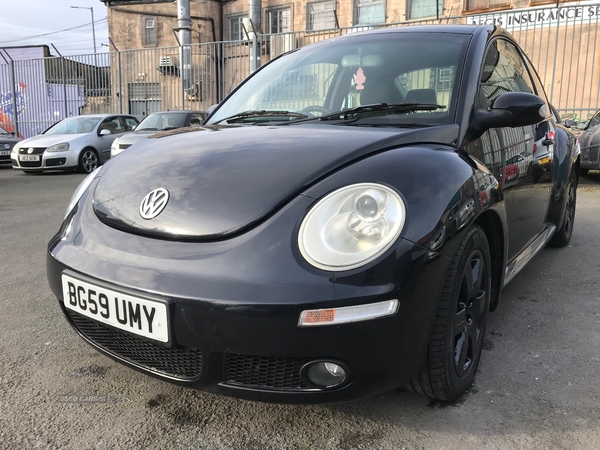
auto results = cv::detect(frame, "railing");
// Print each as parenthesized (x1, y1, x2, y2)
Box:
(1, 2, 599, 137)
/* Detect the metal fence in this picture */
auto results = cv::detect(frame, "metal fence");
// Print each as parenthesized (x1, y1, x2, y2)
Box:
(2, 2, 600, 138)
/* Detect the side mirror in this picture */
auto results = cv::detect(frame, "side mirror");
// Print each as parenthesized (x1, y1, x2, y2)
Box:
(132, 125, 137, 131)
(477, 92, 546, 130)
(99, 129, 111, 136)
(563, 119, 577, 128)
(206, 104, 219, 116)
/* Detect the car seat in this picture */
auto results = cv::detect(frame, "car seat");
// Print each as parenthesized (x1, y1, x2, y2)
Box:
(404, 89, 438, 104)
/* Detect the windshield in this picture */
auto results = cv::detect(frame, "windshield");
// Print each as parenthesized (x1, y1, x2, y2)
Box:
(208, 32, 470, 126)
(137, 113, 187, 131)
(44, 117, 102, 135)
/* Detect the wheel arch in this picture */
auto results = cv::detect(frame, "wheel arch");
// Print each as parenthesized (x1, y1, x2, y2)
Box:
(474, 209, 504, 312)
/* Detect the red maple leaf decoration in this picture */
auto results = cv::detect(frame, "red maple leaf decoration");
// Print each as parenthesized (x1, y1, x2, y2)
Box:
(354, 67, 366, 90)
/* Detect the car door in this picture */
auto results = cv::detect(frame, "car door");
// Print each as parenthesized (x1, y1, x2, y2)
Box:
(471, 38, 551, 262)
(97, 116, 126, 163)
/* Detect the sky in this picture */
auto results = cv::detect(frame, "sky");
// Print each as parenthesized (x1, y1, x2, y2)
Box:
(0, 0, 110, 56)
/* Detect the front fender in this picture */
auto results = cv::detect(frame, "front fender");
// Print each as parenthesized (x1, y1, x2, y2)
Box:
(546, 126, 578, 228)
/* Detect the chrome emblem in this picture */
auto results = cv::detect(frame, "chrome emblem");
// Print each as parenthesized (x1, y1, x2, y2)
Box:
(140, 188, 169, 220)
(3, 143, 9, 149)
(27, 148, 34, 154)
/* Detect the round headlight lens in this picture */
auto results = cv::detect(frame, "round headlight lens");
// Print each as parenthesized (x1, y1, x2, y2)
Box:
(299, 183, 406, 271)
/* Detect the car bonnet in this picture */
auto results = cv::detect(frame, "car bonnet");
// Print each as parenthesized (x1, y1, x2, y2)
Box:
(92, 123, 459, 240)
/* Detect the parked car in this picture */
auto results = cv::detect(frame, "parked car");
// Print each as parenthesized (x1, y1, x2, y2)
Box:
(110, 110, 207, 158)
(577, 109, 600, 177)
(47, 25, 579, 404)
(0, 126, 21, 165)
(11, 114, 139, 174)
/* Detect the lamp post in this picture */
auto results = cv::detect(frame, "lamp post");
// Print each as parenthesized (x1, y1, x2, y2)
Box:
(70, 5, 97, 56)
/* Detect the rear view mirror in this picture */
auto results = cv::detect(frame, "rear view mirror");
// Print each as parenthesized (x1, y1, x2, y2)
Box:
(206, 104, 219, 116)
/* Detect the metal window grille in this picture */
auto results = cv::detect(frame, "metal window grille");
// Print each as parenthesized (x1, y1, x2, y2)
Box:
(356, 0, 386, 25)
(308, 1, 336, 31)
(407, 0, 443, 19)
(268, 9, 291, 34)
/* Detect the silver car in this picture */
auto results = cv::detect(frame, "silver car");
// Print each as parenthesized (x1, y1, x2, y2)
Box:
(110, 110, 206, 158)
(11, 114, 139, 174)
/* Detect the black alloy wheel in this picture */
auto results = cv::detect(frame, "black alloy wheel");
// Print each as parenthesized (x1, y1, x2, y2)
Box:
(408, 224, 491, 402)
(550, 169, 577, 247)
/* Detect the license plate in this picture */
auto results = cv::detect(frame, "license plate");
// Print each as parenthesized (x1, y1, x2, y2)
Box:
(19, 154, 39, 161)
(62, 274, 169, 343)
(0, 150, 9, 156)
(538, 156, 550, 164)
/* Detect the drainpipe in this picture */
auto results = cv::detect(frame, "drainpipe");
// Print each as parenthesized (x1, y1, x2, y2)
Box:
(248, 0, 261, 73)
(177, 0, 193, 102)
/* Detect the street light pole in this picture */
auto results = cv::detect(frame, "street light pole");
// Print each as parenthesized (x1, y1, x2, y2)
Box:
(70, 6, 97, 56)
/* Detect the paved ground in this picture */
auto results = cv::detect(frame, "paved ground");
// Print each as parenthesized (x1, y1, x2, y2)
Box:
(1, 165, 599, 450)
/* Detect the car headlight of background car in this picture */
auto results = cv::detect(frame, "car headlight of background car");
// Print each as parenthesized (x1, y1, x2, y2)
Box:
(299, 183, 406, 271)
(47, 142, 69, 152)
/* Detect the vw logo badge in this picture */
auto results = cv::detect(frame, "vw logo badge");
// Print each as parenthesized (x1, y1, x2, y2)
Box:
(27, 148, 34, 154)
(140, 188, 169, 220)
(3, 143, 9, 149)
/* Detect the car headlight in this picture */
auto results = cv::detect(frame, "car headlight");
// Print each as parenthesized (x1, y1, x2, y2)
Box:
(299, 183, 406, 271)
(64, 166, 103, 219)
(11, 145, 19, 155)
(111, 140, 119, 151)
(47, 142, 69, 152)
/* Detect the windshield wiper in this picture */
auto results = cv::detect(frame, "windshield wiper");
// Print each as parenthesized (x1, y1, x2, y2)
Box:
(318, 102, 445, 121)
(214, 110, 309, 124)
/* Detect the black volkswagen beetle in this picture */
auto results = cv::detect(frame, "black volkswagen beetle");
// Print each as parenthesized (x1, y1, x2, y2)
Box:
(47, 25, 579, 403)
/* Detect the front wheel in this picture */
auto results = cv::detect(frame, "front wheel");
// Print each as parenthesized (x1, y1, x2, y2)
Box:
(408, 224, 491, 401)
(78, 148, 99, 174)
(549, 169, 577, 247)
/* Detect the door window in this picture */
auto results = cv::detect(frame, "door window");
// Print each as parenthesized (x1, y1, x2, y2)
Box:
(480, 39, 536, 108)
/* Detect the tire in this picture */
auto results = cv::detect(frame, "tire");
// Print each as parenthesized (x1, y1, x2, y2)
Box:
(549, 170, 577, 247)
(408, 224, 491, 402)
(579, 168, 588, 176)
(78, 148, 99, 174)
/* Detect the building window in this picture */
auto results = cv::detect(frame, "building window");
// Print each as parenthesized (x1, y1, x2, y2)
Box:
(355, 0, 385, 25)
(308, 1, 336, 31)
(229, 16, 244, 40)
(464, 0, 509, 11)
(406, 0, 443, 19)
(143, 17, 157, 46)
(268, 8, 291, 33)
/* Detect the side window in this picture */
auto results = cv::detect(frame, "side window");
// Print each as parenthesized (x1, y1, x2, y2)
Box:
(480, 39, 536, 108)
(190, 114, 205, 126)
(99, 118, 123, 135)
(124, 117, 139, 130)
(587, 112, 600, 129)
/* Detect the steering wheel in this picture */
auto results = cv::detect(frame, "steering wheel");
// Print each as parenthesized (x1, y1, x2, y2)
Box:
(299, 105, 333, 117)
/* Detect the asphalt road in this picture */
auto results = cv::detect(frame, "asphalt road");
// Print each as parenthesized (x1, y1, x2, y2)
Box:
(1, 165, 599, 450)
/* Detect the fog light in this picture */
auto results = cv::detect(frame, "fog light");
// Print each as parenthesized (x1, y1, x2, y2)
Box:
(304, 361, 347, 388)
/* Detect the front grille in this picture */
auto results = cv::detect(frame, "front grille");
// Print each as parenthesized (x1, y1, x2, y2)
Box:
(19, 160, 43, 168)
(119, 144, 132, 150)
(68, 311, 202, 380)
(19, 147, 46, 155)
(224, 353, 311, 390)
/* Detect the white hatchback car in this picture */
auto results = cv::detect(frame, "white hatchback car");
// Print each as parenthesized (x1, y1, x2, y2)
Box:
(11, 114, 139, 174)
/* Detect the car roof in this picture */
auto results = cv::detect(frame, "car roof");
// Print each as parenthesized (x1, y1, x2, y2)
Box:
(348, 24, 492, 36)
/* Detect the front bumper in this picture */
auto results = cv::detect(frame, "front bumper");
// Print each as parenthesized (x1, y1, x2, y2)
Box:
(47, 186, 451, 403)
(11, 149, 77, 171)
